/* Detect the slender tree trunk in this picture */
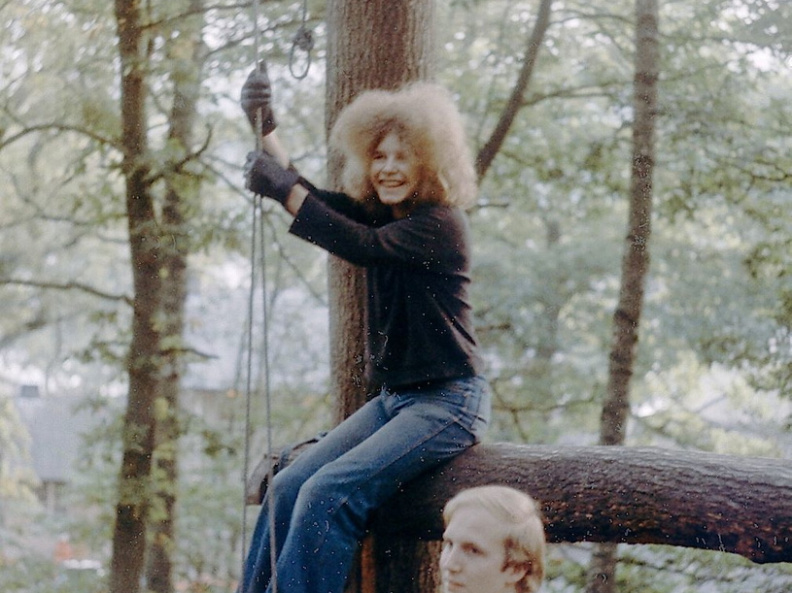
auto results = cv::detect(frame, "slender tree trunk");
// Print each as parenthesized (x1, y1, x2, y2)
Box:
(475, 0, 554, 179)
(110, 1, 159, 591)
(534, 218, 562, 413)
(325, 2, 435, 592)
(587, 1, 659, 591)
(145, 2, 205, 592)
(110, 1, 206, 591)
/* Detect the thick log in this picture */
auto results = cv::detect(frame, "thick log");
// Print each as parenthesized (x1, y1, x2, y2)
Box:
(374, 443, 792, 564)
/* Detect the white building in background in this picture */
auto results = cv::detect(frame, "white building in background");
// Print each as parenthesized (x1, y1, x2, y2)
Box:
(12, 385, 98, 514)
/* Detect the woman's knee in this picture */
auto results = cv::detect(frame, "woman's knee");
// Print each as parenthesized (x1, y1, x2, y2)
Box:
(269, 463, 307, 503)
(296, 469, 333, 503)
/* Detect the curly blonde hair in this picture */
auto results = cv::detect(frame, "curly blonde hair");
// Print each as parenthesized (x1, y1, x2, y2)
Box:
(329, 82, 478, 209)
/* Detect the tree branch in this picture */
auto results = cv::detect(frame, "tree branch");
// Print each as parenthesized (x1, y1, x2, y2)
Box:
(476, 0, 554, 179)
(0, 278, 132, 306)
(0, 123, 119, 152)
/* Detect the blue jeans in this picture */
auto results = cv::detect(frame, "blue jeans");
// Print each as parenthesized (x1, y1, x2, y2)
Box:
(240, 375, 490, 593)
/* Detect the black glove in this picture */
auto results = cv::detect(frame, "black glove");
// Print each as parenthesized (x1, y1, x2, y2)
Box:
(244, 151, 300, 204)
(241, 64, 277, 136)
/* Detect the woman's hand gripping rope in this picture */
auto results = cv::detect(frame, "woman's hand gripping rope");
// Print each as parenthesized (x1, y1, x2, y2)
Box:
(244, 151, 299, 204)
(240, 62, 277, 137)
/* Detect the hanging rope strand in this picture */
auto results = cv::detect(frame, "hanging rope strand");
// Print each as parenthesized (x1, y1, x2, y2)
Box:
(240, 195, 259, 580)
(241, 0, 312, 587)
(242, 1, 279, 592)
(252, 0, 262, 74)
(258, 202, 278, 593)
(251, 0, 264, 152)
(241, 202, 279, 593)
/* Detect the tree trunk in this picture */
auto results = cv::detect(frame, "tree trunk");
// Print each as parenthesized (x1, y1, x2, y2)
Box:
(326, 0, 436, 421)
(325, 2, 435, 592)
(145, 2, 205, 592)
(600, 0, 659, 448)
(371, 538, 442, 593)
(110, 1, 159, 592)
(376, 443, 792, 565)
(588, 0, 659, 590)
(110, 1, 205, 591)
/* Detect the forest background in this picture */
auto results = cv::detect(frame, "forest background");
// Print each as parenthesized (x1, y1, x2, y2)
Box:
(1, 0, 791, 592)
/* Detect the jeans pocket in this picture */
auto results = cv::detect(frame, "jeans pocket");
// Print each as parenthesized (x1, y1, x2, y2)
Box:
(425, 376, 491, 439)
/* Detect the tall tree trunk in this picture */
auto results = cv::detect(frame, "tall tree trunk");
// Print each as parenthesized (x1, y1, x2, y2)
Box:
(145, 2, 205, 592)
(326, 0, 436, 421)
(110, 1, 205, 591)
(587, 1, 659, 591)
(325, 2, 435, 592)
(110, 1, 159, 591)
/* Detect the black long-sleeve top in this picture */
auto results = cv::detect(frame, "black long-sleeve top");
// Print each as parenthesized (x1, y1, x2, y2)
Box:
(288, 188, 484, 389)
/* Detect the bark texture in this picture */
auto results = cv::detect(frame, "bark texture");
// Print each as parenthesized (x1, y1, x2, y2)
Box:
(600, 0, 659, 448)
(589, 1, 660, 589)
(376, 443, 792, 564)
(325, 0, 436, 422)
(110, 2, 158, 591)
(145, 2, 205, 591)
(110, 2, 200, 591)
(325, 2, 436, 591)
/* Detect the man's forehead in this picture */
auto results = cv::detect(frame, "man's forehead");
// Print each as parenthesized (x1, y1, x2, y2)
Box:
(444, 506, 502, 541)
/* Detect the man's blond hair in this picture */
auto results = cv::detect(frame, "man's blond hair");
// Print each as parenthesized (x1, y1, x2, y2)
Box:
(329, 82, 478, 209)
(444, 486, 546, 593)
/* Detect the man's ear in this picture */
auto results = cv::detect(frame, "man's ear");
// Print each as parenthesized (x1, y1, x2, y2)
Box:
(503, 561, 529, 586)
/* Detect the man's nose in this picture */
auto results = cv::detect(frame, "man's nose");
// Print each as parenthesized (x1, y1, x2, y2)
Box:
(440, 548, 460, 572)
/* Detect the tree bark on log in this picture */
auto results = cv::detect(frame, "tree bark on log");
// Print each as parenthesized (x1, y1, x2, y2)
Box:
(373, 443, 792, 565)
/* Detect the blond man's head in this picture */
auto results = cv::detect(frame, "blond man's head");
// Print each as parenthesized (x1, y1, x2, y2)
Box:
(442, 486, 546, 593)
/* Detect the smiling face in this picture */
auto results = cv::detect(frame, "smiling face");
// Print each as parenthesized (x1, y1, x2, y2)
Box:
(440, 506, 526, 593)
(369, 132, 421, 216)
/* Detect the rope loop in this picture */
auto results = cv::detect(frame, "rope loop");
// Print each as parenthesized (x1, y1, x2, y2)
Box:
(289, 25, 314, 80)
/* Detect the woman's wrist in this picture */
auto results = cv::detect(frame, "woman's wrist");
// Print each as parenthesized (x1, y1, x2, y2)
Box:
(284, 184, 309, 216)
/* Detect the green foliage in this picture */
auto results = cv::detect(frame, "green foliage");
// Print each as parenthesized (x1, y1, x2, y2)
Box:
(0, 397, 37, 502)
(0, 554, 105, 593)
(435, 1, 792, 590)
(0, 502, 107, 593)
(1, 0, 791, 592)
(616, 545, 792, 593)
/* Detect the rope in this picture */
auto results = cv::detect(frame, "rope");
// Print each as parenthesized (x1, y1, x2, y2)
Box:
(257, 199, 278, 593)
(240, 195, 258, 583)
(241, 0, 277, 591)
(289, 0, 313, 80)
(241, 0, 313, 588)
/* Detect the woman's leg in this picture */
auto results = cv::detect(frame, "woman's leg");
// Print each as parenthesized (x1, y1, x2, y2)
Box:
(267, 376, 490, 593)
(240, 393, 393, 593)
